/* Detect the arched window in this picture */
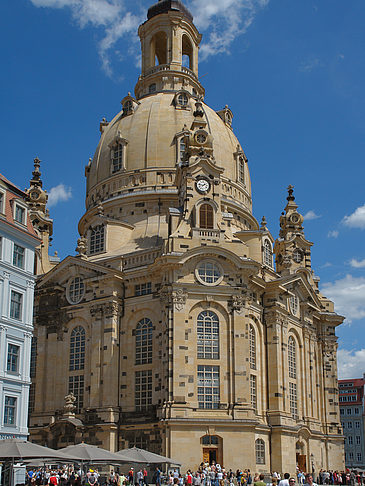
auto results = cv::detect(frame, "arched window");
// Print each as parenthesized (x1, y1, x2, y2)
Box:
(135, 318, 153, 365)
(255, 439, 265, 464)
(90, 225, 105, 254)
(288, 336, 296, 379)
(197, 311, 219, 359)
(152, 31, 167, 66)
(182, 34, 193, 70)
(263, 240, 273, 267)
(199, 204, 214, 229)
(69, 326, 86, 371)
(249, 325, 256, 370)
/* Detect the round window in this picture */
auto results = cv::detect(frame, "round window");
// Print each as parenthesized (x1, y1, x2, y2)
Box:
(67, 277, 85, 305)
(196, 261, 223, 286)
(196, 133, 207, 145)
(178, 93, 188, 107)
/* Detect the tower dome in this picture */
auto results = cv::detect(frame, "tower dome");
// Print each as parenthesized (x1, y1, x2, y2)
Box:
(80, 0, 257, 252)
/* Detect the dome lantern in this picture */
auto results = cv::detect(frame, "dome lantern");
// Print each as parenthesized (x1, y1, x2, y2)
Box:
(135, 0, 204, 99)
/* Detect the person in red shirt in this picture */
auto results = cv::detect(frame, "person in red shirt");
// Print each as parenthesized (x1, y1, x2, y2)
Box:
(49, 472, 59, 485)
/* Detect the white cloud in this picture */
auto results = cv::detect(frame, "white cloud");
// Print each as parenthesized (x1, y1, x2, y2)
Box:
(343, 204, 365, 229)
(29, 0, 141, 76)
(322, 274, 365, 322)
(328, 230, 339, 238)
(29, 0, 269, 75)
(350, 258, 365, 269)
(303, 210, 321, 221)
(190, 0, 269, 60)
(48, 184, 72, 207)
(299, 57, 322, 73)
(338, 348, 365, 379)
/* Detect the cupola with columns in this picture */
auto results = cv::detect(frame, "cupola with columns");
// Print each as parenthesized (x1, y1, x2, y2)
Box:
(135, 0, 204, 99)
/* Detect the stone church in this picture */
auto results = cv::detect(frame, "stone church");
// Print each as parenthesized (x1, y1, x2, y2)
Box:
(28, 0, 345, 473)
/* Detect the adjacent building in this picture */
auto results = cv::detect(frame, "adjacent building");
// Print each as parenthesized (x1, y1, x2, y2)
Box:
(29, 0, 345, 474)
(0, 174, 40, 440)
(339, 377, 365, 469)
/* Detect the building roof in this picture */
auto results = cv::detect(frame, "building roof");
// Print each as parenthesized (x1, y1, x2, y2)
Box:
(0, 173, 40, 241)
(147, 0, 193, 21)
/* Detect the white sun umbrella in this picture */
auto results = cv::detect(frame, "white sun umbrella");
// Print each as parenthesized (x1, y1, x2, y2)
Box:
(0, 439, 84, 486)
(116, 447, 181, 465)
(58, 443, 143, 463)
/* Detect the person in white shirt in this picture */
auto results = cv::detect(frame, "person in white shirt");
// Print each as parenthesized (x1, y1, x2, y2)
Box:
(278, 473, 290, 486)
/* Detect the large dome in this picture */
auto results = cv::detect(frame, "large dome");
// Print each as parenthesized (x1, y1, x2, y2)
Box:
(86, 92, 252, 213)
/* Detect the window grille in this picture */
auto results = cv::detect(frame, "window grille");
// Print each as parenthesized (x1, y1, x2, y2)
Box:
(135, 318, 153, 365)
(197, 365, 219, 409)
(7, 344, 19, 373)
(135, 282, 152, 296)
(197, 310, 219, 359)
(263, 240, 272, 267)
(10, 291, 22, 320)
(68, 375, 84, 413)
(112, 144, 124, 173)
(69, 326, 86, 371)
(250, 374, 257, 412)
(30, 337, 37, 378)
(196, 261, 221, 285)
(68, 277, 85, 304)
(288, 336, 296, 379)
(249, 325, 256, 370)
(289, 382, 298, 419)
(4, 396, 17, 425)
(238, 156, 245, 183)
(13, 244, 25, 269)
(255, 439, 265, 464)
(14, 205, 25, 224)
(135, 370, 152, 411)
(90, 225, 105, 254)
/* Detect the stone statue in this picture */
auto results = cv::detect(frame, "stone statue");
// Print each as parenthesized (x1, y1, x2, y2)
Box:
(63, 392, 76, 417)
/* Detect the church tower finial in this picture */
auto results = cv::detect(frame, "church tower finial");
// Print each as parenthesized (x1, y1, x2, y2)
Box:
(274, 186, 313, 276)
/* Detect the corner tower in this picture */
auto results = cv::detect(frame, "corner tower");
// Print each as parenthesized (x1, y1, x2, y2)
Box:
(135, 0, 204, 99)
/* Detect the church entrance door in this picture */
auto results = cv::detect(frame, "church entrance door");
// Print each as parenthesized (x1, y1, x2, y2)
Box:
(296, 453, 307, 472)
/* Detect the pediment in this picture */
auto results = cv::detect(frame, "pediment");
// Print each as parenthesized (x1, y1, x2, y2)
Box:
(278, 273, 322, 309)
(37, 255, 122, 289)
(188, 156, 224, 177)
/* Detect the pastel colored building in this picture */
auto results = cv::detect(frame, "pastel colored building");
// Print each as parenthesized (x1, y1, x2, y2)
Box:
(0, 174, 40, 440)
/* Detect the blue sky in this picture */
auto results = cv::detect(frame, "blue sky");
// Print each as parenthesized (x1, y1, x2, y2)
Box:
(1, 0, 365, 379)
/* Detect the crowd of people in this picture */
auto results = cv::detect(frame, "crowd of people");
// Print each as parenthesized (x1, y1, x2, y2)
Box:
(21, 464, 365, 486)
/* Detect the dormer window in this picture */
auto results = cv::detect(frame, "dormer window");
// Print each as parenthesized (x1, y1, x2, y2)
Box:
(112, 143, 124, 173)
(0, 189, 5, 214)
(123, 100, 133, 115)
(179, 138, 186, 164)
(149, 84, 156, 94)
(178, 93, 188, 106)
(89, 225, 105, 255)
(109, 134, 128, 174)
(14, 202, 26, 225)
(174, 91, 190, 110)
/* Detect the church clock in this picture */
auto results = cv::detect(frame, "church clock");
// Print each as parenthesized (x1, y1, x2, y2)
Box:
(195, 178, 210, 194)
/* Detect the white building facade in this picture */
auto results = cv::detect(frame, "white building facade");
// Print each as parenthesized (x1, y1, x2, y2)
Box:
(0, 174, 40, 440)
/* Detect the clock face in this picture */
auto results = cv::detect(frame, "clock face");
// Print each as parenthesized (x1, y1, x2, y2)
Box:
(196, 179, 210, 193)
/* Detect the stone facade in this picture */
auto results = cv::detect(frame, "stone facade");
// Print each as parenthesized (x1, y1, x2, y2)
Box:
(29, 0, 345, 474)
